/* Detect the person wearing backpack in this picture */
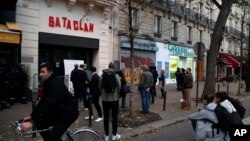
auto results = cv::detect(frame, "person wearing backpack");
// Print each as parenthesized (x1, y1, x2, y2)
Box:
(189, 93, 225, 141)
(99, 62, 121, 141)
(214, 92, 243, 140)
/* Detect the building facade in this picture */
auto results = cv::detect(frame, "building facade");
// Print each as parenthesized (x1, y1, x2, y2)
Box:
(114, 0, 249, 83)
(14, 0, 114, 88)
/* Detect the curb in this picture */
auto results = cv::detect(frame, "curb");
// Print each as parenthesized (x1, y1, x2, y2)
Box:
(122, 116, 189, 139)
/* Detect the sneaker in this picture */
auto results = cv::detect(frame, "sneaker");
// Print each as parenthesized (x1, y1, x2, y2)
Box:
(95, 117, 103, 122)
(104, 135, 109, 141)
(84, 108, 88, 111)
(84, 116, 93, 120)
(112, 134, 121, 141)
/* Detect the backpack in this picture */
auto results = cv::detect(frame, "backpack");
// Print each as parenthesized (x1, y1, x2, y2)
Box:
(102, 72, 116, 93)
(227, 97, 246, 119)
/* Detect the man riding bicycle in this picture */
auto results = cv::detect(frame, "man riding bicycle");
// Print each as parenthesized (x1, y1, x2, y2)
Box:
(21, 63, 79, 141)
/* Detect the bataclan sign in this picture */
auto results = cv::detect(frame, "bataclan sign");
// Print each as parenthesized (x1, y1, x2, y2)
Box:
(48, 16, 94, 32)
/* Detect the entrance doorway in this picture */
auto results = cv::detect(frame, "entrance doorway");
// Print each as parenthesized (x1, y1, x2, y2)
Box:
(39, 44, 93, 76)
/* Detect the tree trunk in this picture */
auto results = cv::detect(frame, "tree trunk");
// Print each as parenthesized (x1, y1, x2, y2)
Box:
(128, 0, 135, 116)
(238, 6, 246, 95)
(202, 0, 234, 98)
(246, 25, 250, 92)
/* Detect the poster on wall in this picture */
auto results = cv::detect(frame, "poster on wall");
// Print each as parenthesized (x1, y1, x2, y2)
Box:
(157, 61, 162, 75)
(64, 59, 84, 92)
(169, 59, 178, 79)
(165, 62, 169, 78)
(121, 50, 156, 84)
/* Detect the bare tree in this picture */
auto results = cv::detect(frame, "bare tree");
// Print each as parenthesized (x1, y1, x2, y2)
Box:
(237, 0, 249, 95)
(202, 0, 234, 98)
(101, 0, 150, 116)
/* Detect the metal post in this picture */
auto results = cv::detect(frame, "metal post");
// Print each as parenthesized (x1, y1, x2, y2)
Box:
(32, 91, 36, 138)
(163, 90, 167, 111)
(88, 95, 92, 127)
(196, 43, 200, 107)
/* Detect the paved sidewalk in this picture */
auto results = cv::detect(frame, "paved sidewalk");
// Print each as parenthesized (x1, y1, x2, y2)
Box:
(0, 81, 249, 140)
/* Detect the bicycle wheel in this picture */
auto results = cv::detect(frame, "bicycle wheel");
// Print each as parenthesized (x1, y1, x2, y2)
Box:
(66, 129, 99, 141)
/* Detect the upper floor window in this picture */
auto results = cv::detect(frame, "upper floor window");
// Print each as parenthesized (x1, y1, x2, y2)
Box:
(235, 21, 238, 29)
(154, 15, 162, 37)
(199, 3, 203, 14)
(171, 21, 178, 39)
(187, 26, 192, 42)
(199, 30, 203, 42)
(209, 8, 213, 19)
(132, 8, 139, 29)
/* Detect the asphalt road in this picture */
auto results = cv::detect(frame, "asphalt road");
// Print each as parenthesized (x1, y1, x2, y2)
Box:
(128, 95, 250, 141)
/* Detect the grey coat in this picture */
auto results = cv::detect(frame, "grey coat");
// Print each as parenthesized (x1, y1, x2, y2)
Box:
(189, 103, 227, 141)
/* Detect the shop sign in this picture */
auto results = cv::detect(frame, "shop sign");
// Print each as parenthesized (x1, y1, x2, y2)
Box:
(48, 16, 94, 32)
(0, 32, 20, 44)
(168, 44, 196, 58)
(120, 36, 158, 51)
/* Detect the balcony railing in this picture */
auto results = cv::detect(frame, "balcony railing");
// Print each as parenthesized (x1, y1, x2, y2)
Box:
(150, 0, 249, 41)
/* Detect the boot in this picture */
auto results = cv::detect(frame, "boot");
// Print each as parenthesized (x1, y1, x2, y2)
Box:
(181, 101, 186, 109)
(183, 102, 191, 110)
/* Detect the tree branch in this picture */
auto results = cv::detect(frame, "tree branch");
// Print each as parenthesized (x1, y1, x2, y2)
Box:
(212, 0, 222, 9)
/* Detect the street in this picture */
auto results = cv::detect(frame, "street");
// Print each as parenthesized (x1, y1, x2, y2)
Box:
(128, 95, 250, 141)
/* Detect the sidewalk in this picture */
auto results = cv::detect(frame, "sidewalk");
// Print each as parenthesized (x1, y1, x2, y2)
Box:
(0, 81, 249, 140)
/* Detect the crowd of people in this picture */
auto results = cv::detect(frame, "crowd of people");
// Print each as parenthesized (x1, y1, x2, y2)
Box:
(0, 65, 29, 111)
(16, 62, 244, 141)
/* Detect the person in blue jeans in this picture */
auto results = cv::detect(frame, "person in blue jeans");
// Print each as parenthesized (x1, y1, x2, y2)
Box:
(138, 65, 154, 114)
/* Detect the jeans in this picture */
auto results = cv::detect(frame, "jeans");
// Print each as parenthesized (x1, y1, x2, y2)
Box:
(140, 89, 150, 112)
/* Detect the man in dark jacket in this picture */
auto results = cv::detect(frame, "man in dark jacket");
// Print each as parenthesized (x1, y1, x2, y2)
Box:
(181, 68, 193, 110)
(21, 63, 79, 141)
(86, 66, 103, 122)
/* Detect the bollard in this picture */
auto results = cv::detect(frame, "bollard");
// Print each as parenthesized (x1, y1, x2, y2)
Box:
(163, 91, 167, 111)
(32, 91, 36, 138)
(88, 95, 93, 127)
(217, 83, 220, 92)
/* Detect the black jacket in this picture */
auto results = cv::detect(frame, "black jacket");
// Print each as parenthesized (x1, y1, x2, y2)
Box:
(31, 74, 79, 128)
(89, 73, 100, 99)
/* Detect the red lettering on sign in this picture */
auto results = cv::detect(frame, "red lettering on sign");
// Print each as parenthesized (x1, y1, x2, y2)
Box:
(48, 16, 95, 32)
(80, 22, 84, 31)
(62, 17, 67, 28)
(73, 21, 78, 30)
(84, 23, 88, 32)
(49, 16, 54, 27)
(66, 20, 71, 30)
(55, 17, 61, 27)
(89, 23, 94, 32)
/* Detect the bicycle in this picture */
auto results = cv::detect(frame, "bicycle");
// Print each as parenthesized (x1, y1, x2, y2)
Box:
(10, 120, 100, 141)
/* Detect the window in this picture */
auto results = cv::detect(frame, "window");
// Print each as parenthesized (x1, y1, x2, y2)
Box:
(154, 15, 162, 37)
(171, 21, 178, 40)
(235, 21, 238, 29)
(187, 26, 192, 44)
(132, 8, 139, 30)
(186, 0, 192, 9)
(209, 8, 213, 19)
(199, 30, 203, 42)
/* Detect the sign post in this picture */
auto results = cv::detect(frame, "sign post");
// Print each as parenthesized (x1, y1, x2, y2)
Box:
(193, 42, 206, 107)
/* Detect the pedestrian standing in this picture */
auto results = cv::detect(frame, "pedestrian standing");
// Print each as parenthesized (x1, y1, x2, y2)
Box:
(116, 70, 127, 108)
(149, 66, 158, 104)
(86, 66, 103, 122)
(79, 64, 90, 110)
(138, 65, 154, 114)
(99, 62, 121, 141)
(181, 68, 193, 110)
(175, 67, 182, 91)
